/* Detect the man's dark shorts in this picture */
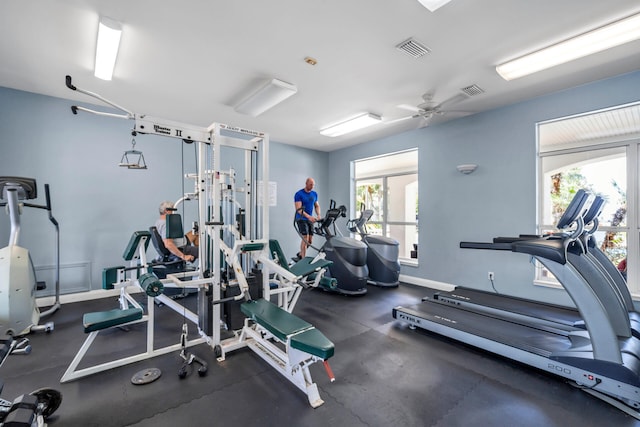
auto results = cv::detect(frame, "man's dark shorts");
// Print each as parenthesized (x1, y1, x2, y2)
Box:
(296, 219, 313, 236)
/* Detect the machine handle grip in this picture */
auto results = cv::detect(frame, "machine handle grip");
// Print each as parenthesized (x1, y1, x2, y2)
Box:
(65, 75, 76, 91)
(44, 184, 52, 210)
(71, 106, 78, 115)
(44, 184, 59, 227)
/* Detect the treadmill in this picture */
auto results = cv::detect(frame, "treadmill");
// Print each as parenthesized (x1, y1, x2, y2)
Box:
(426, 193, 639, 337)
(393, 191, 640, 418)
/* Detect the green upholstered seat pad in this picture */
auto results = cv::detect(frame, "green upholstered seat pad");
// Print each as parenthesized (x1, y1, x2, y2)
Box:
(241, 299, 311, 341)
(83, 308, 143, 333)
(240, 242, 265, 252)
(102, 266, 125, 290)
(268, 239, 332, 277)
(240, 299, 334, 359)
(289, 257, 332, 277)
(268, 239, 290, 271)
(122, 231, 151, 261)
(290, 328, 334, 360)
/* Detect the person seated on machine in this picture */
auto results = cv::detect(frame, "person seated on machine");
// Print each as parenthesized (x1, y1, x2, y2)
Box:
(155, 201, 198, 263)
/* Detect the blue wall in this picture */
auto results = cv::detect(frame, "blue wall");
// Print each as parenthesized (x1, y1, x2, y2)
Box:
(269, 142, 329, 258)
(0, 87, 328, 293)
(328, 70, 640, 305)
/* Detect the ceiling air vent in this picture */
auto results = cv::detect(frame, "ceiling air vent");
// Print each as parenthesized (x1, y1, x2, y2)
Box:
(395, 38, 431, 58)
(461, 84, 485, 96)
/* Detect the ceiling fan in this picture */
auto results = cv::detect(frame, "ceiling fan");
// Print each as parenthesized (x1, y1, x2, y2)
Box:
(387, 92, 470, 128)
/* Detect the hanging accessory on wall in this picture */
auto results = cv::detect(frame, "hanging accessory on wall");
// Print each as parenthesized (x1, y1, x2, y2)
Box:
(119, 131, 147, 169)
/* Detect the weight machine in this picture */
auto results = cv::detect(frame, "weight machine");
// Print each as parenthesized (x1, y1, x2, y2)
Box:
(61, 76, 335, 407)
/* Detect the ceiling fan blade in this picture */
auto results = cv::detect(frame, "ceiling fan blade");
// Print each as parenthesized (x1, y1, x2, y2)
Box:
(385, 115, 416, 125)
(435, 93, 469, 110)
(416, 102, 436, 111)
(397, 104, 422, 113)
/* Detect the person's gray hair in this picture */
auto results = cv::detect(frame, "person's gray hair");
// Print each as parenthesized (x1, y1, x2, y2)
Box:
(159, 200, 174, 215)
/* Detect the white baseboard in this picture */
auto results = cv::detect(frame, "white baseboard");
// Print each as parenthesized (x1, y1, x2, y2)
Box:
(399, 274, 455, 291)
(38, 275, 454, 307)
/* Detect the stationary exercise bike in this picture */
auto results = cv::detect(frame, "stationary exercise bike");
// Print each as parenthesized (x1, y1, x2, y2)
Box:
(347, 208, 400, 287)
(0, 336, 62, 426)
(0, 177, 60, 336)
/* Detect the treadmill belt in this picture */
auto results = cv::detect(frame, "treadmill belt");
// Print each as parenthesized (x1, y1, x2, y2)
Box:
(395, 301, 574, 358)
(429, 287, 582, 329)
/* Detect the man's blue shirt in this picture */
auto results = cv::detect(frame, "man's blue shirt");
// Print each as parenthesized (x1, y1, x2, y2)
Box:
(295, 189, 318, 220)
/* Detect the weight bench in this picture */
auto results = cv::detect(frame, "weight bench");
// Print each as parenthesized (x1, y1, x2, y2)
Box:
(61, 307, 147, 382)
(239, 298, 335, 408)
(61, 231, 208, 383)
(83, 308, 144, 333)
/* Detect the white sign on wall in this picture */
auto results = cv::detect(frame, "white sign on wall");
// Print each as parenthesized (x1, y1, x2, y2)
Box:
(257, 181, 277, 206)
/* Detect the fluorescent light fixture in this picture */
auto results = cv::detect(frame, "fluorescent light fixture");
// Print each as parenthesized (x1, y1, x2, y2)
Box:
(320, 113, 382, 137)
(234, 79, 298, 117)
(95, 17, 122, 81)
(417, 0, 452, 12)
(497, 12, 640, 81)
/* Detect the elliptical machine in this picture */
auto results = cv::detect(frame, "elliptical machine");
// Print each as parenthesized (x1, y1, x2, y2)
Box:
(347, 209, 400, 288)
(0, 177, 60, 336)
(296, 200, 368, 295)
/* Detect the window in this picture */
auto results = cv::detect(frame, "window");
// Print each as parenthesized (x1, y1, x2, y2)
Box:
(537, 102, 640, 296)
(353, 150, 418, 262)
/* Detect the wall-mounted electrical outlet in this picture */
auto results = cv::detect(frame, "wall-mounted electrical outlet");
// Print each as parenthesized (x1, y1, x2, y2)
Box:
(488, 272, 495, 280)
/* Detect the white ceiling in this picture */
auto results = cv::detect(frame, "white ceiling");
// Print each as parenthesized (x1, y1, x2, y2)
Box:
(1, 0, 640, 152)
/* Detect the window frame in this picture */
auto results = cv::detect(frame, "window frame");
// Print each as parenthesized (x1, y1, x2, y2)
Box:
(352, 150, 418, 265)
(537, 124, 640, 297)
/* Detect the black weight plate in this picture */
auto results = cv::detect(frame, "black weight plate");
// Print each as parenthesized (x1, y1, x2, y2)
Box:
(131, 368, 162, 385)
(29, 388, 63, 419)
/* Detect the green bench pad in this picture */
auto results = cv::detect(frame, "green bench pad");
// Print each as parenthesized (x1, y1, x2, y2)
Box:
(289, 257, 333, 278)
(241, 299, 311, 341)
(122, 230, 151, 261)
(83, 308, 143, 333)
(268, 239, 333, 278)
(269, 240, 290, 271)
(240, 242, 265, 252)
(240, 299, 334, 359)
(291, 328, 334, 360)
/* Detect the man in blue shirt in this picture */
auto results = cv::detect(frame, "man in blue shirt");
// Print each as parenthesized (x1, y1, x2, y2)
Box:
(294, 177, 321, 259)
